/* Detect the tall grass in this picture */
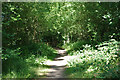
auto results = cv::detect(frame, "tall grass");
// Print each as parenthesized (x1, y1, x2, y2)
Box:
(2, 43, 57, 78)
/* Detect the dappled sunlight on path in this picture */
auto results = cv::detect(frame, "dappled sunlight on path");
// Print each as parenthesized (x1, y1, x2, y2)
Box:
(43, 49, 77, 78)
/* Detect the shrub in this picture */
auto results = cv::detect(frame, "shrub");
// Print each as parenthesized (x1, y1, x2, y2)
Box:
(62, 40, 91, 55)
(66, 39, 120, 78)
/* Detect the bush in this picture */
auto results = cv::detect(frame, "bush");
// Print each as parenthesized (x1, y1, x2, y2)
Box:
(62, 40, 91, 55)
(66, 39, 120, 78)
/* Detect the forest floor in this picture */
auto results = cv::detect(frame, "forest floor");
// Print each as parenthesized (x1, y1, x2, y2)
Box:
(45, 49, 67, 78)
(39, 48, 77, 78)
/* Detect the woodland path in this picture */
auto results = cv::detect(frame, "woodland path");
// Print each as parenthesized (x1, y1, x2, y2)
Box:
(43, 48, 76, 78)
(45, 48, 67, 78)
(35, 48, 78, 78)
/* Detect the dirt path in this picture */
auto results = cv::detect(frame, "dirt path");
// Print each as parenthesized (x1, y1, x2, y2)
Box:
(37, 48, 78, 78)
(35, 48, 77, 78)
(44, 49, 68, 78)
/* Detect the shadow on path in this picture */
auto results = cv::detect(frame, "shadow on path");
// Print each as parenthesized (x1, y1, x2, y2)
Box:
(44, 48, 68, 78)
(36, 48, 77, 78)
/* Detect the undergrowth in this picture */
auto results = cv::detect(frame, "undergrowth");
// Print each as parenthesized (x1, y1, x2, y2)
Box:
(2, 43, 57, 78)
(65, 39, 120, 78)
(62, 40, 92, 55)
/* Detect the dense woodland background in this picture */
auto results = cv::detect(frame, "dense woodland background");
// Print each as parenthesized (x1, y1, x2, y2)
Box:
(2, 2, 120, 78)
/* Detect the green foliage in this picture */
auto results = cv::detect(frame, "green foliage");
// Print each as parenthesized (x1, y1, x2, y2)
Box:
(2, 2, 120, 78)
(2, 54, 49, 78)
(38, 43, 58, 59)
(2, 48, 21, 60)
(2, 2, 120, 47)
(62, 40, 91, 55)
(2, 55, 31, 78)
(2, 42, 57, 78)
(70, 40, 91, 51)
(66, 39, 120, 78)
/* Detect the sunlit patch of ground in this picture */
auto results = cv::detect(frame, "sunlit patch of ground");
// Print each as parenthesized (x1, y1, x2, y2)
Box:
(38, 49, 78, 78)
(45, 55, 77, 66)
(32, 49, 78, 78)
(35, 67, 56, 77)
